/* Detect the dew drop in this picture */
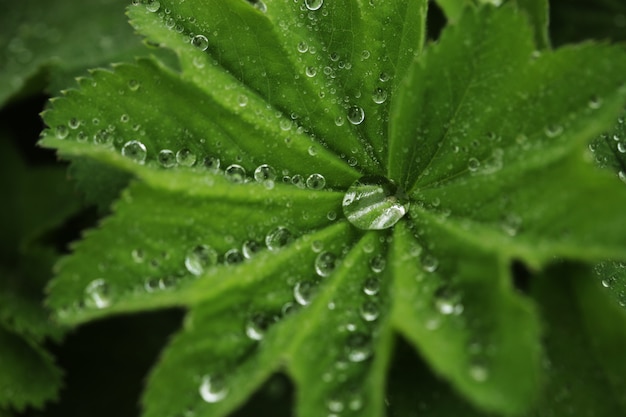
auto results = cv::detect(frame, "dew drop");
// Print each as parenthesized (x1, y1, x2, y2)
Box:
(363, 277, 380, 296)
(265, 226, 294, 251)
(191, 34, 209, 51)
(68, 118, 81, 129)
(121, 140, 147, 164)
(347, 106, 365, 125)
(369, 254, 386, 273)
(346, 333, 372, 362)
(304, 0, 323, 11)
(145, 0, 160, 12)
(158, 149, 176, 168)
(469, 363, 489, 382)
(131, 249, 145, 263)
(306, 173, 326, 190)
(421, 254, 439, 273)
(237, 94, 249, 107)
(224, 248, 244, 265)
(297, 41, 308, 53)
(120, 114, 129, 123)
(254, 164, 277, 182)
(315, 251, 336, 277)
(588, 95, 603, 109)
(545, 124, 563, 138)
(252, 0, 267, 12)
(84, 279, 111, 309)
(305, 66, 317, 77)
(327, 397, 345, 413)
(342, 175, 409, 230)
(199, 375, 228, 403)
(245, 312, 272, 341)
(434, 287, 460, 315)
(372, 87, 387, 104)
(202, 156, 221, 172)
(294, 280, 317, 306)
(360, 301, 380, 322)
(291, 174, 306, 189)
(128, 79, 140, 91)
(618, 142, 626, 154)
(467, 157, 480, 172)
(185, 245, 218, 276)
(242, 240, 263, 259)
(55, 125, 69, 139)
(225, 164, 246, 183)
(176, 148, 197, 166)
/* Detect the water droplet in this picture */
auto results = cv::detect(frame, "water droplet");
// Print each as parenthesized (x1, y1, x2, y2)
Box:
(619, 170, 626, 184)
(121, 140, 147, 164)
(128, 79, 140, 91)
(199, 375, 228, 403)
(131, 249, 145, 263)
(176, 148, 197, 166)
(185, 245, 218, 276)
(360, 301, 380, 322)
(421, 254, 439, 273)
(347, 106, 365, 125)
(306, 173, 326, 190)
(369, 254, 386, 273)
(242, 240, 263, 259)
(346, 333, 372, 362)
(379, 72, 390, 82)
(265, 226, 294, 251)
(618, 142, 626, 153)
(305, 0, 323, 10)
(68, 118, 81, 129)
(327, 397, 345, 413)
(254, 164, 277, 182)
(311, 240, 324, 253)
(363, 277, 380, 296)
(202, 156, 221, 172)
(191, 34, 209, 51)
(315, 251, 336, 277)
(342, 175, 409, 230)
(158, 149, 176, 168)
(297, 41, 308, 53)
(545, 124, 563, 138)
(588, 95, 603, 109)
(469, 363, 489, 382)
(145, 0, 160, 12)
(144, 277, 160, 293)
(55, 125, 69, 139)
(252, 0, 267, 12)
(245, 312, 272, 341)
(434, 287, 460, 315)
(294, 280, 317, 306)
(84, 279, 111, 309)
(93, 129, 113, 145)
(372, 87, 387, 104)
(237, 94, 249, 107)
(291, 174, 306, 188)
(225, 164, 246, 183)
(305, 66, 317, 77)
(224, 248, 244, 265)
(467, 157, 480, 172)
(501, 213, 522, 236)
(327, 210, 337, 221)
(120, 114, 129, 123)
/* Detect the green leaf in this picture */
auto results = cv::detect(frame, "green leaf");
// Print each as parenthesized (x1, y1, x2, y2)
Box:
(530, 264, 626, 416)
(38, 2, 626, 417)
(0, 0, 153, 106)
(0, 326, 62, 412)
(512, 0, 550, 49)
(391, 221, 541, 414)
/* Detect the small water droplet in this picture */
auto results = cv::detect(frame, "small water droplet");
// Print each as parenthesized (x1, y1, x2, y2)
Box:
(265, 226, 294, 251)
(363, 277, 380, 296)
(305, 66, 317, 77)
(254, 164, 277, 182)
(342, 175, 409, 230)
(306, 173, 326, 190)
(326, 397, 345, 413)
(346, 333, 372, 362)
(304, 0, 323, 11)
(327, 210, 337, 221)
(245, 312, 272, 341)
(202, 156, 221, 172)
(191, 34, 209, 51)
(311, 240, 324, 253)
(145, 0, 160, 12)
(225, 164, 246, 183)
(121, 140, 147, 164)
(55, 125, 69, 139)
(469, 363, 489, 382)
(372, 87, 387, 104)
(360, 301, 380, 322)
(434, 287, 461, 315)
(315, 251, 336, 277)
(294, 280, 317, 306)
(379, 72, 390, 82)
(291, 174, 306, 188)
(467, 157, 480, 172)
(84, 279, 111, 309)
(545, 124, 563, 138)
(252, 0, 267, 12)
(120, 114, 129, 123)
(176, 148, 197, 166)
(347, 106, 365, 125)
(128, 79, 140, 91)
(237, 94, 249, 107)
(224, 248, 244, 265)
(369, 254, 386, 273)
(588, 95, 603, 109)
(242, 240, 263, 259)
(199, 375, 228, 403)
(185, 245, 218, 276)
(297, 41, 308, 53)
(68, 118, 81, 129)
(158, 149, 176, 168)
(421, 254, 439, 273)
(131, 249, 145, 263)
(618, 142, 626, 153)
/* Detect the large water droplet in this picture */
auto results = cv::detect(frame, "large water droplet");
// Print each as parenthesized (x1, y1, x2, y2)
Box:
(199, 375, 228, 403)
(294, 280, 317, 306)
(176, 148, 197, 166)
(347, 106, 365, 125)
(185, 245, 218, 276)
(84, 279, 111, 309)
(191, 34, 209, 51)
(224, 248, 244, 265)
(342, 176, 409, 230)
(306, 173, 326, 190)
(254, 164, 276, 182)
(121, 140, 147, 164)
(158, 149, 176, 168)
(145, 0, 160, 12)
(359, 301, 380, 322)
(305, 0, 323, 11)
(363, 277, 380, 296)
(225, 164, 246, 183)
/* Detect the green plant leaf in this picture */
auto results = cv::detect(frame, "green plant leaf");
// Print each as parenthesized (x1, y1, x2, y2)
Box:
(38, 1, 626, 417)
(530, 264, 626, 416)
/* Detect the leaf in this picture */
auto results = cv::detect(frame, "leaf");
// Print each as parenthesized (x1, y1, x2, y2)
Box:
(0, 0, 153, 106)
(38, 2, 626, 417)
(550, 0, 626, 45)
(530, 263, 626, 416)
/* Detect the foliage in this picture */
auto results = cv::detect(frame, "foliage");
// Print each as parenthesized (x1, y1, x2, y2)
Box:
(1, 0, 626, 416)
